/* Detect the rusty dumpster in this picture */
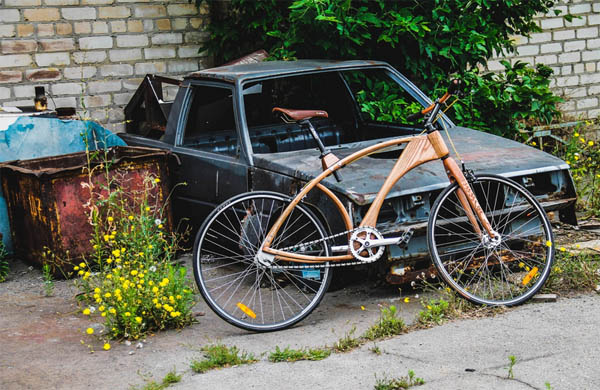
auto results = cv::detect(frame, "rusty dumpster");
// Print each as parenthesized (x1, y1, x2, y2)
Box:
(0, 146, 173, 273)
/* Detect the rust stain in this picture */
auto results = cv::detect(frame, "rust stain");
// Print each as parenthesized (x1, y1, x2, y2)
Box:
(26, 69, 60, 81)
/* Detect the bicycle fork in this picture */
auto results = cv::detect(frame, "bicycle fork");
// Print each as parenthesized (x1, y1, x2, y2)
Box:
(442, 157, 499, 243)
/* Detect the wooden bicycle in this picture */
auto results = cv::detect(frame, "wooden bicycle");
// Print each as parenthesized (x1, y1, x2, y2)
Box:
(193, 81, 555, 331)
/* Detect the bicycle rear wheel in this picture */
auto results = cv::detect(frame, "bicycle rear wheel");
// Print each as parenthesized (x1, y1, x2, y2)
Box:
(428, 174, 554, 306)
(193, 191, 332, 332)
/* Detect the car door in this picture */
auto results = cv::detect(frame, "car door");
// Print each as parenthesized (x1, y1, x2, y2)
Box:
(171, 81, 249, 232)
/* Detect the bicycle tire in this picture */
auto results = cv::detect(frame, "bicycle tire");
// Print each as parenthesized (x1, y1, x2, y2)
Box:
(193, 191, 332, 332)
(427, 174, 554, 306)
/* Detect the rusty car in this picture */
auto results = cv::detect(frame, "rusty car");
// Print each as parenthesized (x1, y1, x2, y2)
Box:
(118, 60, 576, 283)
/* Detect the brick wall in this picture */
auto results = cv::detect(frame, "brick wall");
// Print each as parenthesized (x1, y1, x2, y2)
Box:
(489, 0, 600, 120)
(0, 0, 210, 131)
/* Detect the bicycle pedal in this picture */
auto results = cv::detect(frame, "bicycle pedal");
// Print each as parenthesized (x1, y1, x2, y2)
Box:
(398, 229, 414, 247)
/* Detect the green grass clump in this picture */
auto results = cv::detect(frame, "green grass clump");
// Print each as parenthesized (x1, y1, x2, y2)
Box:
(333, 326, 361, 352)
(268, 346, 331, 362)
(190, 344, 257, 373)
(131, 369, 181, 390)
(374, 370, 425, 389)
(363, 305, 405, 340)
(417, 298, 450, 326)
(543, 250, 600, 293)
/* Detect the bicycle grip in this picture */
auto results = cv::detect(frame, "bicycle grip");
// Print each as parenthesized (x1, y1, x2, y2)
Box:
(407, 111, 423, 122)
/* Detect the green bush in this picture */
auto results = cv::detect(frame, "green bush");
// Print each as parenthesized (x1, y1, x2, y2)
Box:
(199, 0, 563, 137)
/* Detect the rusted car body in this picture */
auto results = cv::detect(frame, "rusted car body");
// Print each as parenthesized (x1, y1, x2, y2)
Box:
(119, 60, 576, 283)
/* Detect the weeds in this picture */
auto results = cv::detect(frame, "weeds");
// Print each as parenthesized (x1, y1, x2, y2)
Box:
(370, 344, 382, 355)
(374, 370, 424, 389)
(363, 305, 405, 340)
(268, 346, 331, 362)
(131, 369, 181, 390)
(417, 298, 450, 326)
(507, 355, 516, 379)
(543, 250, 600, 293)
(75, 148, 194, 340)
(0, 239, 8, 283)
(190, 344, 257, 373)
(42, 263, 55, 297)
(333, 326, 361, 352)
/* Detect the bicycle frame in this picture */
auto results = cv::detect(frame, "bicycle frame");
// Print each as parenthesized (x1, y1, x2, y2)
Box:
(260, 129, 496, 264)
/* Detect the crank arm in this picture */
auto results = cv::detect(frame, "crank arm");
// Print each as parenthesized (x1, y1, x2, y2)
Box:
(331, 235, 410, 253)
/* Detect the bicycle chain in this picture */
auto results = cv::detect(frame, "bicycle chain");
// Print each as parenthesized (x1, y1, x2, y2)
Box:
(269, 227, 413, 270)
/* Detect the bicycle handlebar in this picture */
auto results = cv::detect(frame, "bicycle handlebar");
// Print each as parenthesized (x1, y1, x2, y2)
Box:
(408, 79, 461, 122)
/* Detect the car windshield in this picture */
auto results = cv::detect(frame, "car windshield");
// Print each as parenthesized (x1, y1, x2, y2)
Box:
(242, 68, 428, 154)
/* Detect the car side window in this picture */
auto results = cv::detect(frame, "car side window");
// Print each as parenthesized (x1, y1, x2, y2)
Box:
(342, 69, 422, 124)
(182, 85, 238, 156)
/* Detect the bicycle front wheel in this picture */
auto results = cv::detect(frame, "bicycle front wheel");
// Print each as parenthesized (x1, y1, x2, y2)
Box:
(428, 174, 554, 306)
(193, 191, 332, 332)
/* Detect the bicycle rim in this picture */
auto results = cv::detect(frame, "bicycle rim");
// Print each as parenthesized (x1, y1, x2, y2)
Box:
(193, 192, 332, 331)
(428, 175, 554, 306)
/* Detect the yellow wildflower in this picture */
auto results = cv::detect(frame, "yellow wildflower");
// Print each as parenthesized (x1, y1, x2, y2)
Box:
(145, 206, 150, 211)
(107, 216, 113, 222)
(128, 215, 134, 220)
(404, 297, 410, 303)
(99, 305, 105, 311)
(83, 308, 91, 315)
(109, 307, 116, 314)
(103, 343, 111, 351)
(79, 262, 85, 268)
(155, 178, 160, 183)
(86, 327, 94, 335)
(574, 132, 579, 137)
(560, 247, 566, 252)
(104, 292, 112, 298)
(131, 270, 138, 276)
(589, 141, 594, 146)
(125, 312, 131, 317)
(135, 317, 142, 324)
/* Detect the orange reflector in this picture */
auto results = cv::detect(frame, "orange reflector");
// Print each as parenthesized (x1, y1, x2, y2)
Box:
(237, 302, 256, 319)
(522, 266, 539, 286)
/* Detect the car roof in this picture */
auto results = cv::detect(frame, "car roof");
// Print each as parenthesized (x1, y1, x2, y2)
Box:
(185, 59, 389, 83)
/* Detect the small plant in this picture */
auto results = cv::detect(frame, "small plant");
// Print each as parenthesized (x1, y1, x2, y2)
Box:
(0, 239, 8, 283)
(161, 370, 182, 386)
(417, 298, 450, 326)
(42, 263, 55, 297)
(268, 346, 331, 362)
(370, 344, 382, 355)
(545, 382, 553, 390)
(132, 369, 182, 390)
(363, 305, 405, 340)
(374, 370, 425, 389)
(507, 355, 517, 379)
(543, 249, 600, 293)
(75, 148, 195, 340)
(333, 326, 361, 352)
(558, 121, 600, 217)
(190, 344, 257, 373)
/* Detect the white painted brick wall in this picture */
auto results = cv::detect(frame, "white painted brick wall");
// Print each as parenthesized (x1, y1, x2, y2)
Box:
(494, 0, 600, 120)
(0, 0, 209, 129)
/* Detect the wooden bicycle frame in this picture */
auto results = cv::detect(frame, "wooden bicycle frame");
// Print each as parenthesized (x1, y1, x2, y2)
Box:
(260, 129, 495, 264)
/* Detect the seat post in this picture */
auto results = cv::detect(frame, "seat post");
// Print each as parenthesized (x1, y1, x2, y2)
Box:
(299, 119, 328, 156)
(299, 119, 343, 182)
